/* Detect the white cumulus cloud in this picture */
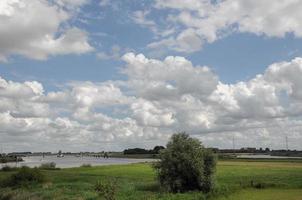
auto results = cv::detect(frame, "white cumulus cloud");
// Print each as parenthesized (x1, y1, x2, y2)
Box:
(0, 0, 93, 61)
(143, 0, 302, 53)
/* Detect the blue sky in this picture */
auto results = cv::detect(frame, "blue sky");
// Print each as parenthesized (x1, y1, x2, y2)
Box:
(1, 1, 302, 88)
(1, 0, 302, 151)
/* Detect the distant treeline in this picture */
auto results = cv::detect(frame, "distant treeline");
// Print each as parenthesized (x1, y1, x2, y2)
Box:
(212, 147, 270, 154)
(270, 150, 302, 157)
(123, 146, 165, 155)
(4, 147, 301, 158)
(211, 148, 302, 157)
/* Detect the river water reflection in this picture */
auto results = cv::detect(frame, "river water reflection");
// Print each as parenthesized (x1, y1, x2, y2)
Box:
(0, 156, 155, 168)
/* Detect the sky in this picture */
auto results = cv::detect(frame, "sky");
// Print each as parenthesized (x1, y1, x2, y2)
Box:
(1, 0, 302, 152)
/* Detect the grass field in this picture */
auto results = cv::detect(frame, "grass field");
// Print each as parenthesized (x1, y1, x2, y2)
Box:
(0, 159, 302, 199)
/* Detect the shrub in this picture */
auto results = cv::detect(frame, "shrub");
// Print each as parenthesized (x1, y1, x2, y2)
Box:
(1, 165, 17, 172)
(39, 162, 58, 170)
(1, 166, 46, 187)
(153, 132, 216, 193)
(81, 164, 92, 167)
(94, 180, 117, 200)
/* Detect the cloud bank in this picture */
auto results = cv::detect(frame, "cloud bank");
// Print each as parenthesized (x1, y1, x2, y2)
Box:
(1, 54, 302, 151)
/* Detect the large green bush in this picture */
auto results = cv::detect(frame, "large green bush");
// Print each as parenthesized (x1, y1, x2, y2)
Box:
(154, 133, 216, 193)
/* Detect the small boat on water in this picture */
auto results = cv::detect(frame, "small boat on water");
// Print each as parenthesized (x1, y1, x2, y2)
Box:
(57, 150, 64, 158)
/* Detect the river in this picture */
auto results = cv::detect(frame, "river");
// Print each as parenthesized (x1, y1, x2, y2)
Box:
(0, 155, 155, 169)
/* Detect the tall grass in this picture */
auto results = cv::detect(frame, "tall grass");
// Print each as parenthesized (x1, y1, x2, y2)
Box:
(94, 179, 117, 200)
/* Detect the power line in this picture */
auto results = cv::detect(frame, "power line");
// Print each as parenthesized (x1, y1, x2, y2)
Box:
(232, 135, 235, 156)
(232, 135, 235, 150)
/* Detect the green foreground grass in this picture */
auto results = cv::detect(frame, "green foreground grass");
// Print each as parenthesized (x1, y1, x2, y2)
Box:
(0, 159, 302, 200)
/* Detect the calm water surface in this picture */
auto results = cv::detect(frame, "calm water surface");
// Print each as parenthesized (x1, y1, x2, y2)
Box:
(0, 156, 155, 169)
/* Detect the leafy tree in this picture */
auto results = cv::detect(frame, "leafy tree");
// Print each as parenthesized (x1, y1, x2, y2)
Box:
(203, 149, 216, 193)
(123, 146, 165, 155)
(123, 148, 151, 154)
(153, 132, 216, 193)
(152, 146, 165, 154)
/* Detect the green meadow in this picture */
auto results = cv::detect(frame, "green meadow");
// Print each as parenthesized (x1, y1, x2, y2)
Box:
(0, 159, 302, 200)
